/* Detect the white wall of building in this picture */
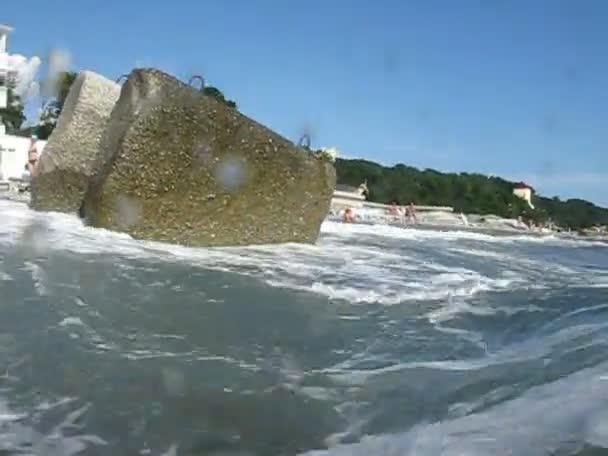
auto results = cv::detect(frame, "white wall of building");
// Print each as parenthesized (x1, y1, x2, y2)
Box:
(0, 133, 46, 181)
(0, 24, 11, 54)
(0, 24, 12, 110)
(513, 187, 534, 209)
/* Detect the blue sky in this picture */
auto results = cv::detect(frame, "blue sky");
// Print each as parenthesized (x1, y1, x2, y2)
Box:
(5, 0, 608, 205)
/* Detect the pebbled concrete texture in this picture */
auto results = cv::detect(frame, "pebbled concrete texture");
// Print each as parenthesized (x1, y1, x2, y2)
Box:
(81, 68, 335, 247)
(30, 71, 121, 213)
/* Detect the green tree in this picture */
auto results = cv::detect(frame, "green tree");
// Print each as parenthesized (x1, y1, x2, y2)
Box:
(36, 71, 78, 140)
(202, 86, 237, 109)
(335, 158, 608, 230)
(0, 90, 26, 133)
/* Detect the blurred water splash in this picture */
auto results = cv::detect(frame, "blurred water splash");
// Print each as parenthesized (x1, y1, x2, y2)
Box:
(40, 48, 72, 99)
(114, 195, 142, 228)
(194, 140, 214, 166)
(161, 367, 185, 397)
(214, 156, 248, 191)
(19, 218, 50, 258)
(0, 52, 41, 100)
(296, 122, 316, 150)
(298, 133, 312, 149)
(160, 444, 179, 456)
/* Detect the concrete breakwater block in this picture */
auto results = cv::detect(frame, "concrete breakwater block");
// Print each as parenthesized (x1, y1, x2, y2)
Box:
(82, 68, 336, 247)
(30, 71, 121, 213)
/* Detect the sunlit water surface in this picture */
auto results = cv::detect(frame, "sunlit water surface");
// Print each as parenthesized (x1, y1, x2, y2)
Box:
(1, 200, 608, 455)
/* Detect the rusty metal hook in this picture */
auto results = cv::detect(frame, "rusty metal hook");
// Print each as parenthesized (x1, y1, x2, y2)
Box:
(298, 133, 312, 149)
(188, 75, 206, 91)
(115, 74, 129, 84)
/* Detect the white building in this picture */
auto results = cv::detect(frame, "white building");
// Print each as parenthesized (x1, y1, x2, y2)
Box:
(0, 129, 46, 182)
(331, 182, 368, 210)
(0, 23, 46, 184)
(0, 23, 15, 110)
(513, 182, 535, 209)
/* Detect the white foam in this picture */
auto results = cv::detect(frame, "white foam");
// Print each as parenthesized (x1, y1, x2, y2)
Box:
(58, 317, 85, 327)
(301, 361, 608, 455)
(1, 200, 606, 309)
(322, 317, 608, 390)
(321, 220, 608, 247)
(0, 398, 107, 455)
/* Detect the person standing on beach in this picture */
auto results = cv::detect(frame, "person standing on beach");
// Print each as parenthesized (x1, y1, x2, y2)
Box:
(406, 202, 417, 223)
(343, 207, 355, 223)
(26, 136, 39, 178)
(387, 201, 399, 216)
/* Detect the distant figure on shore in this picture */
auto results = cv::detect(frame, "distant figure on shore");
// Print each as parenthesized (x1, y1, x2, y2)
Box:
(405, 202, 417, 223)
(517, 216, 528, 230)
(26, 137, 39, 178)
(343, 208, 355, 223)
(386, 201, 402, 222)
(386, 201, 399, 216)
(460, 212, 469, 226)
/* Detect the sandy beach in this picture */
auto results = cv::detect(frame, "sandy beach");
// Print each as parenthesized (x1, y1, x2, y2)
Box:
(328, 207, 608, 243)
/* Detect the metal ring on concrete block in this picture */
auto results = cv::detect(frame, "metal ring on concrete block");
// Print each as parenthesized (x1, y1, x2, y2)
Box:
(298, 133, 312, 150)
(188, 75, 205, 91)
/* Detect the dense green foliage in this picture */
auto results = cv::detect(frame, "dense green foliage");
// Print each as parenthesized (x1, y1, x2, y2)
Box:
(0, 90, 26, 133)
(0, 71, 77, 139)
(202, 86, 237, 109)
(36, 71, 78, 139)
(335, 158, 608, 230)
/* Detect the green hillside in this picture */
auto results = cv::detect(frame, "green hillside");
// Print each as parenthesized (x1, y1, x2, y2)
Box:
(335, 158, 608, 230)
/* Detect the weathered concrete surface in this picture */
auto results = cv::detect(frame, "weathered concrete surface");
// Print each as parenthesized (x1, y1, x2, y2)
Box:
(30, 71, 121, 213)
(83, 69, 336, 247)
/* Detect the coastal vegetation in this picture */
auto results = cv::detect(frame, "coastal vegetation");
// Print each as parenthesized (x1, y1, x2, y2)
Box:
(36, 71, 78, 140)
(0, 89, 26, 133)
(200, 86, 237, 109)
(0, 71, 77, 139)
(335, 158, 608, 230)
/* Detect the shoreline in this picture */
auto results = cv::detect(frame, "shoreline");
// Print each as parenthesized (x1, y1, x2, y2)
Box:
(326, 212, 608, 243)
(2, 191, 606, 244)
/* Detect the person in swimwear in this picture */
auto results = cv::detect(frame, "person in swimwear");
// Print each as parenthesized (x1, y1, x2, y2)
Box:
(405, 202, 417, 223)
(387, 201, 399, 216)
(26, 137, 39, 177)
(343, 207, 355, 223)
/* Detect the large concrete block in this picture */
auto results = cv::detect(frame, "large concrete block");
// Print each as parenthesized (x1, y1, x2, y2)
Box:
(82, 68, 336, 247)
(30, 71, 121, 213)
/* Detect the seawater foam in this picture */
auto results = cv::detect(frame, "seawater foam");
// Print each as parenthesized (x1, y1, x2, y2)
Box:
(301, 361, 608, 455)
(0, 397, 107, 454)
(323, 313, 608, 389)
(1, 201, 605, 307)
(307, 315, 608, 455)
(321, 220, 606, 247)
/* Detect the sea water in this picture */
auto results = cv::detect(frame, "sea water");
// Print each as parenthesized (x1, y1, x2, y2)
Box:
(0, 199, 607, 455)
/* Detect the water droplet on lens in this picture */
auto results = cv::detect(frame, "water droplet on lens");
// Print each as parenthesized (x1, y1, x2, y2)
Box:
(161, 367, 185, 396)
(215, 156, 248, 191)
(20, 218, 50, 257)
(114, 195, 142, 228)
